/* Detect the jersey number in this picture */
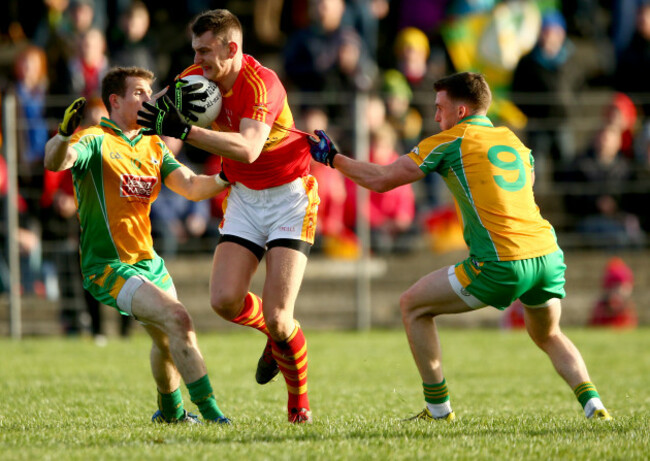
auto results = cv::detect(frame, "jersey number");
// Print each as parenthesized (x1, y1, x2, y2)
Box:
(487, 145, 526, 191)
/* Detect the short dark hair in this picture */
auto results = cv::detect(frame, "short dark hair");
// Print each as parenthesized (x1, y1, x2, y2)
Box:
(190, 9, 242, 42)
(101, 66, 154, 114)
(433, 72, 492, 113)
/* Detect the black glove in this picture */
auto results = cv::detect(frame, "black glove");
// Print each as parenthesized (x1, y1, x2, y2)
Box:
(308, 130, 340, 168)
(59, 97, 86, 136)
(173, 78, 207, 123)
(137, 95, 191, 140)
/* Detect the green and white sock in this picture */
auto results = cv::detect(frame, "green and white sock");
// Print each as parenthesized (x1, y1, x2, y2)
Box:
(573, 382, 604, 417)
(187, 374, 225, 421)
(158, 388, 184, 421)
(423, 379, 453, 418)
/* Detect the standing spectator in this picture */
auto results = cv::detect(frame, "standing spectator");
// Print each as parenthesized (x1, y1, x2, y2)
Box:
(558, 123, 644, 249)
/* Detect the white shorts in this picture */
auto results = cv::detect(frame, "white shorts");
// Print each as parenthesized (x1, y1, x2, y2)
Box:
(220, 176, 320, 249)
(447, 265, 486, 309)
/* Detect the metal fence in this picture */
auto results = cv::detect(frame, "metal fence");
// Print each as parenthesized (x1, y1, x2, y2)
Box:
(3, 88, 650, 337)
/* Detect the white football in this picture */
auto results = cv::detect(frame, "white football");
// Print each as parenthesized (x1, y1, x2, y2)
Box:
(180, 74, 222, 127)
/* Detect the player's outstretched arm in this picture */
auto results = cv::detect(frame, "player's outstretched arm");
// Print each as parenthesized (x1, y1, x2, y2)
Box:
(44, 97, 86, 171)
(308, 130, 425, 192)
(164, 165, 230, 201)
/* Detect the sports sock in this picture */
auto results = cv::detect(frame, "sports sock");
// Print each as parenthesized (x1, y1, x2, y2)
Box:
(158, 387, 184, 421)
(573, 382, 605, 417)
(272, 322, 309, 413)
(230, 292, 270, 337)
(187, 374, 225, 420)
(423, 379, 453, 418)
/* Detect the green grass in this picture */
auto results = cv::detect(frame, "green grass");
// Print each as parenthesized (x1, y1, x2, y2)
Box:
(1, 328, 648, 460)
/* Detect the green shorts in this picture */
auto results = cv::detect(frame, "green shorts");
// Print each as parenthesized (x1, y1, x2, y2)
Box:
(452, 249, 566, 310)
(82, 257, 174, 316)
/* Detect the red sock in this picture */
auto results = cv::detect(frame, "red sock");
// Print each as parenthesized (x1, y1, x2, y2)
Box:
(229, 292, 269, 337)
(273, 323, 309, 412)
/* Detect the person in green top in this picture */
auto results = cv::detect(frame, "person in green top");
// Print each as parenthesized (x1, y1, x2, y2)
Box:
(44, 66, 231, 424)
(308, 71, 612, 422)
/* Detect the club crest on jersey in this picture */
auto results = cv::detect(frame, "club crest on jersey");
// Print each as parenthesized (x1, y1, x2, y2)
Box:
(120, 174, 158, 199)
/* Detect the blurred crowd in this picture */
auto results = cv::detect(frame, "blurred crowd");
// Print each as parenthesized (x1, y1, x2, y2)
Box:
(1, 0, 650, 333)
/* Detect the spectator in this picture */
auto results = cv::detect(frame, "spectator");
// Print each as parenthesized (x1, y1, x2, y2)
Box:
(382, 69, 422, 152)
(0, 154, 42, 296)
(558, 123, 645, 249)
(511, 10, 578, 178)
(13, 45, 49, 170)
(283, 0, 377, 96)
(588, 257, 638, 329)
(392, 26, 441, 133)
(33, 0, 98, 96)
(301, 106, 358, 258)
(615, 2, 650, 118)
(150, 173, 215, 257)
(108, 1, 159, 77)
(68, 27, 109, 98)
(603, 92, 639, 160)
(344, 123, 417, 253)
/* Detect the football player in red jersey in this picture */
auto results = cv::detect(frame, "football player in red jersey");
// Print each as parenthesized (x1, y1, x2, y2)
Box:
(137, 9, 317, 424)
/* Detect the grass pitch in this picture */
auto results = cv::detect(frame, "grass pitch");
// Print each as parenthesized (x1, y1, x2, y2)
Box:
(1, 328, 648, 460)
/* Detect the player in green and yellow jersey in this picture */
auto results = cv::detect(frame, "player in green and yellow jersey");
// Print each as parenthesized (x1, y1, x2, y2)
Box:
(309, 72, 612, 422)
(44, 66, 231, 424)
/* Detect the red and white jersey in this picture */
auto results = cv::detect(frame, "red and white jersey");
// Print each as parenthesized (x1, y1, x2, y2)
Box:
(179, 55, 311, 190)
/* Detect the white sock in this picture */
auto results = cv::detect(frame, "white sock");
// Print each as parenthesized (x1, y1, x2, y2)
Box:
(427, 401, 452, 418)
(584, 398, 605, 418)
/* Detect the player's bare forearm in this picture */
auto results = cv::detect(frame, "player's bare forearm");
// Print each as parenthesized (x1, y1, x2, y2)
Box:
(185, 119, 268, 164)
(44, 135, 77, 172)
(333, 154, 424, 193)
(165, 166, 229, 201)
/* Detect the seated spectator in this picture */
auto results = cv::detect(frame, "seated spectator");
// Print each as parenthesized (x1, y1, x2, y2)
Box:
(0, 154, 42, 296)
(511, 10, 578, 179)
(615, 2, 650, 118)
(68, 27, 109, 98)
(558, 123, 645, 249)
(13, 45, 49, 189)
(283, 0, 377, 96)
(602, 92, 638, 161)
(108, 1, 159, 77)
(300, 107, 359, 258)
(344, 123, 417, 254)
(151, 153, 219, 257)
(392, 26, 441, 134)
(382, 69, 422, 151)
(588, 257, 638, 329)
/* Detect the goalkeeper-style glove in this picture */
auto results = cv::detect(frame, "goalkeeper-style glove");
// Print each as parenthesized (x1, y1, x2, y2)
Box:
(173, 78, 207, 123)
(58, 97, 86, 137)
(137, 95, 191, 140)
(308, 130, 340, 168)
